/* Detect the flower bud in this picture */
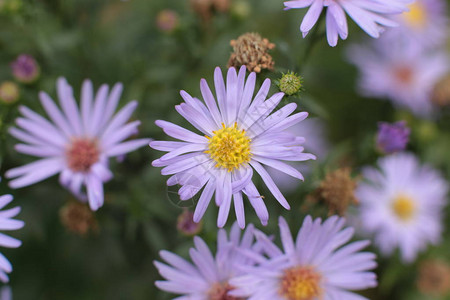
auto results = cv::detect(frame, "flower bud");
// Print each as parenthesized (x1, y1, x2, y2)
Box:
(10, 54, 40, 83)
(0, 81, 19, 104)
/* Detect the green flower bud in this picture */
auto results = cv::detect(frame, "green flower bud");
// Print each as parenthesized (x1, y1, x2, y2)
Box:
(277, 72, 303, 96)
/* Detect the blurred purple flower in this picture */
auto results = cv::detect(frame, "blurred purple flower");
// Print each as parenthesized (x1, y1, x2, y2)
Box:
(150, 66, 315, 228)
(6, 78, 150, 211)
(386, 0, 448, 47)
(10, 54, 40, 83)
(376, 121, 410, 154)
(230, 216, 377, 299)
(0, 195, 24, 283)
(284, 0, 409, 46)
(347, 38, 449, 117)
(155, 223, 259, 299)
(355, 153, 448, 262)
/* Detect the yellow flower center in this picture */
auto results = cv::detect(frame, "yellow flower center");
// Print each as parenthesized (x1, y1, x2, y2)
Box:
(403, 2, 427, 28)
(205, 123, 251, 172)
(392, 194, 416, 221)
(280, 266, 322, 300)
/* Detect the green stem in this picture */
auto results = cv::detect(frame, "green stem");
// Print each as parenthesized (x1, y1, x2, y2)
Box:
(298, 10, 326, 71)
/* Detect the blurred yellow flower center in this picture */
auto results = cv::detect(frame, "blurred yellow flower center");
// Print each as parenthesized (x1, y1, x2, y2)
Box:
(392, 194, 416, 221)
(206, 123, 251, 172)
(66, 138, 100, 173)
(280, 266, 322, 300)
(403, 2, 427, 28)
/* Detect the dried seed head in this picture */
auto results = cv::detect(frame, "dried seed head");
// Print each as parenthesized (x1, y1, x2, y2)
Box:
(60, 201, 98, 236)
(431, 74, 450, 107)
(228, 32, 275, 73)
(308, 168, 358, 216)
(417, 260, 450, 296)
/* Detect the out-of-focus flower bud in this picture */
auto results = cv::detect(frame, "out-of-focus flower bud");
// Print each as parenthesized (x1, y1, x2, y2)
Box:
(177, 209, 202, 236)
(416, 120, 438, 144)
(0, 81, 19, 104)
(376, 121, 410, 154)
(231, 0, 250, 19)
(156, 9, 179, 33)
(10, 54, 40, 84)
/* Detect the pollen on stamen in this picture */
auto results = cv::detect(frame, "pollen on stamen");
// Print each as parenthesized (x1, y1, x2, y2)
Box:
(66, 138, 100, 173)
(206, 123, 251, 172)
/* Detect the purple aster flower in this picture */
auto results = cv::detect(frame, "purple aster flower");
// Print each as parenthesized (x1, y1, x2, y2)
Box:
(376, 121, 410, 154)
(355, 153, 448, 262)
(155, 223, 260, 299)
(347, 38, 449, 117)
(10, 54, 40, 84)
(386, 0, 449, 47)
(150, 66, 315, 228)
(284, 0, 409, 46)
(6, 78, 150, 211)
(0, 195, 24, 283)
(230, 216, 377, 299)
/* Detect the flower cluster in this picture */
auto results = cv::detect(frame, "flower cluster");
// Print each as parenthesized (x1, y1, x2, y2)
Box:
(347, 0, 449, 117)
(156, 215, 377, 299)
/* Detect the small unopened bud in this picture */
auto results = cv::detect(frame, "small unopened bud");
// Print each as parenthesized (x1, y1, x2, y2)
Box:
(277, 72, 303, 96)
(231, 0, 250, 19)
(59, 201, 98, 236)
(156, 10, 179, 33)
(431, 74, 450, 107)
(228, 32, 275, 73)
(376, 121, 410, 154)
(177, 210, 202, 236)
(0, 81, 19, 104)
(417, 260, 450, 296)
(10, 54, 40, 83)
